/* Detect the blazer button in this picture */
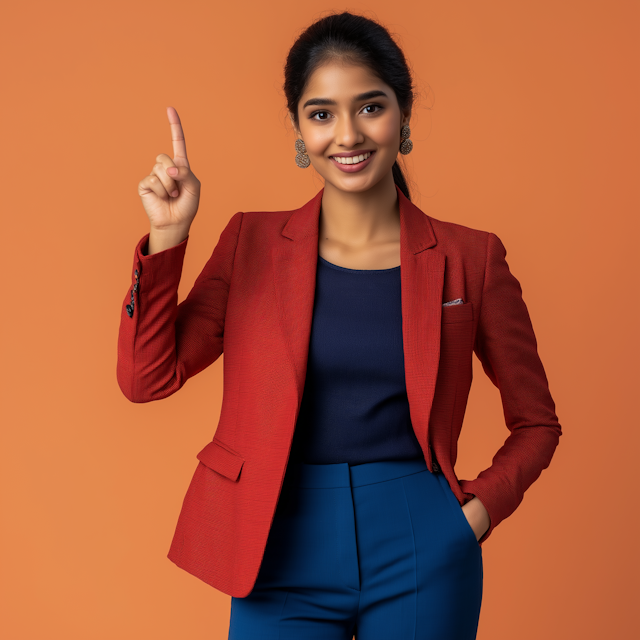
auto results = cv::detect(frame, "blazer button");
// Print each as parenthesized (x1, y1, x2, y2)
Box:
(429, 446, 441, 473)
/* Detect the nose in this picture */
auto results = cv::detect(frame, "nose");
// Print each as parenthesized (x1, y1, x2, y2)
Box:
(335, 116, 364, 148)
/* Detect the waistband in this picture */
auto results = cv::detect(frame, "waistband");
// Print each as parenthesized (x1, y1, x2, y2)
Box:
(286, 458, 429, 489)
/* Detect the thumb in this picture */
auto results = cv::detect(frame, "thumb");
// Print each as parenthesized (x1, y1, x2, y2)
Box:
(167, 165, 198, 186)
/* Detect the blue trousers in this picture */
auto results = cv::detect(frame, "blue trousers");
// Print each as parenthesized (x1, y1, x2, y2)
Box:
(229, 458, 483, 639)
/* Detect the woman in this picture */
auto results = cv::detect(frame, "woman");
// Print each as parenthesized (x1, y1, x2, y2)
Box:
(117, 11, 562, 640)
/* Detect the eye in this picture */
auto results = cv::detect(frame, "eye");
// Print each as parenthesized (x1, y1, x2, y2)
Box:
(363, 104, 383, 114)
(310, 110, 331, 121)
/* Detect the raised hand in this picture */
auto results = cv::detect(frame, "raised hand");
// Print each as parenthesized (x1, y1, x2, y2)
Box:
(138, 107, 201, 253)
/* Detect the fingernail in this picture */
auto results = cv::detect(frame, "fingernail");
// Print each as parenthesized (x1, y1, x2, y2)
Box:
(171, 190, 179, 197)
(167, 167, 177, 176)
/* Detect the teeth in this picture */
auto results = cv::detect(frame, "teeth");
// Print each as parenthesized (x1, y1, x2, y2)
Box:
(332, 152, 372, 165)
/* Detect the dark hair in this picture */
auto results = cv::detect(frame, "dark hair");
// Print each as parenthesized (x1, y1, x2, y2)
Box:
(284, 11, 415, 201)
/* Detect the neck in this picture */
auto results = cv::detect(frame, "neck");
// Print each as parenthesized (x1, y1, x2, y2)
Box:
(319, 173, 400, 248)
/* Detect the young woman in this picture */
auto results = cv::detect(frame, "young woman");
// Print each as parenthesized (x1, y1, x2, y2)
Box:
(117, 11, 562, 640)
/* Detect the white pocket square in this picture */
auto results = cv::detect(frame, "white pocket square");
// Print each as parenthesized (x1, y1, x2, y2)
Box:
(442, 298, 464, 306)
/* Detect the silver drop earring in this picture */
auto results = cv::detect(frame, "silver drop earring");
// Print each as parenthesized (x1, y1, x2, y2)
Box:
(400, 124, 413, 155)
(295, 139, 310, 168)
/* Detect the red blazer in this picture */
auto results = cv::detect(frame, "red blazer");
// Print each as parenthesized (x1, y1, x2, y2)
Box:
(117, 185, 561, 597)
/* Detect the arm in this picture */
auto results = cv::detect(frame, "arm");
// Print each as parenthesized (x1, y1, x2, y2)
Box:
(459, 231, 562, 543)
(116, 211, 244, 403)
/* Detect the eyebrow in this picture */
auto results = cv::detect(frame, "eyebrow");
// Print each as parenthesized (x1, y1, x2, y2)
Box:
(302, 90, 389, 109)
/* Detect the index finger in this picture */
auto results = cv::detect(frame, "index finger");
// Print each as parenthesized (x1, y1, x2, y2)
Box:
(166, 106, 189, 166)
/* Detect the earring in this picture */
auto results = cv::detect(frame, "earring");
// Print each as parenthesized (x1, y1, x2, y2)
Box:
(399, 124, 413, 155)
(295, 139, 310, 168)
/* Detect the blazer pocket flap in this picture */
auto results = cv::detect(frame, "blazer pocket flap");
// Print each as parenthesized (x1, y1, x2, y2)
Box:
(196, 438, 245, 482)
(442, 301, 474, 324)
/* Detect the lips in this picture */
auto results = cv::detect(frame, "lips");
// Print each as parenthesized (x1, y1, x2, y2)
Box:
(330, 149, 376, 158)
(329, 150, 376, 173)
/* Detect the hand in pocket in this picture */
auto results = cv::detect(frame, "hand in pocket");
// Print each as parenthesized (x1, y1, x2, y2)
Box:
(461, 497, 490, 541)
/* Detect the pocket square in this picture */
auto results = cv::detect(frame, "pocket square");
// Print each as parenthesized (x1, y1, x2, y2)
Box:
(442, 298, 464, 306)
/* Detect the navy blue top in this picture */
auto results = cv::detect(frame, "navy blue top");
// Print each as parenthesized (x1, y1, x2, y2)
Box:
(288, 254, 425, 466)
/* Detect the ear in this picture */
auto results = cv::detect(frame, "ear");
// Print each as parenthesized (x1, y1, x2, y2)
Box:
(289, 111, 301, 139)
(401, 105, 412, 128)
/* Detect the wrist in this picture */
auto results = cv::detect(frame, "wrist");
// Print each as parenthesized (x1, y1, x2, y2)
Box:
(147, 225, 190, 255)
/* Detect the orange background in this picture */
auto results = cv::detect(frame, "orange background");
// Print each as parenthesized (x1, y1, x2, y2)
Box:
(2, 1, 638, 638)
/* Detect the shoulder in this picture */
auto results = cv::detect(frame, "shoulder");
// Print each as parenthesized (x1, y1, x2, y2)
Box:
(240, 208, 296, 226)
(233, 207, 296, 238)
(428, 213, 492, 243)
(427, 214, 495, 263)
(223, 206, 302, 257)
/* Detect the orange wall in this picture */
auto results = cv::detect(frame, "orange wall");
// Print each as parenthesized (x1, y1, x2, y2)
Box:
(1, 1, 638, 638)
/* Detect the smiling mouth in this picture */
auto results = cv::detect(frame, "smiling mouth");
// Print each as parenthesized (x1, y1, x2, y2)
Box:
(330, 151, 374, 165)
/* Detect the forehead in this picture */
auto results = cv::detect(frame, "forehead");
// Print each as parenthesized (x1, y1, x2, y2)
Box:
(301, 62, 391, 101)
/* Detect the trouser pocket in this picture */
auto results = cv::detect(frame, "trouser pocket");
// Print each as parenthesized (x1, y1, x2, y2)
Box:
(435, 473, 481, 549)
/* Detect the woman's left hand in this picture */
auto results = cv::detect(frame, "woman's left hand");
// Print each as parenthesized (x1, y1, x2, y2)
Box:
(461, 497, 491, 541)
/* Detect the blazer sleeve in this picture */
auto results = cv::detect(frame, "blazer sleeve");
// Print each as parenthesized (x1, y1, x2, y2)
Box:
(459, 231, 562, 543)
(116, 211, 243, 403)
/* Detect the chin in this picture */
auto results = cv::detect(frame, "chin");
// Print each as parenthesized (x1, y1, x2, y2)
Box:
(325, 179, 376, 193)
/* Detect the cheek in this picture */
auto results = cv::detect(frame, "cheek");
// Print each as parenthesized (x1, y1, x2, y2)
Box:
(303, 129, 333, 157)
(367, 116, 399, 148)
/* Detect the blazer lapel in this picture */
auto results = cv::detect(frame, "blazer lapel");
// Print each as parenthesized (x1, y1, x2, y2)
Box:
(271, 190, 323, 401)
(271, 185, 445, 457)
